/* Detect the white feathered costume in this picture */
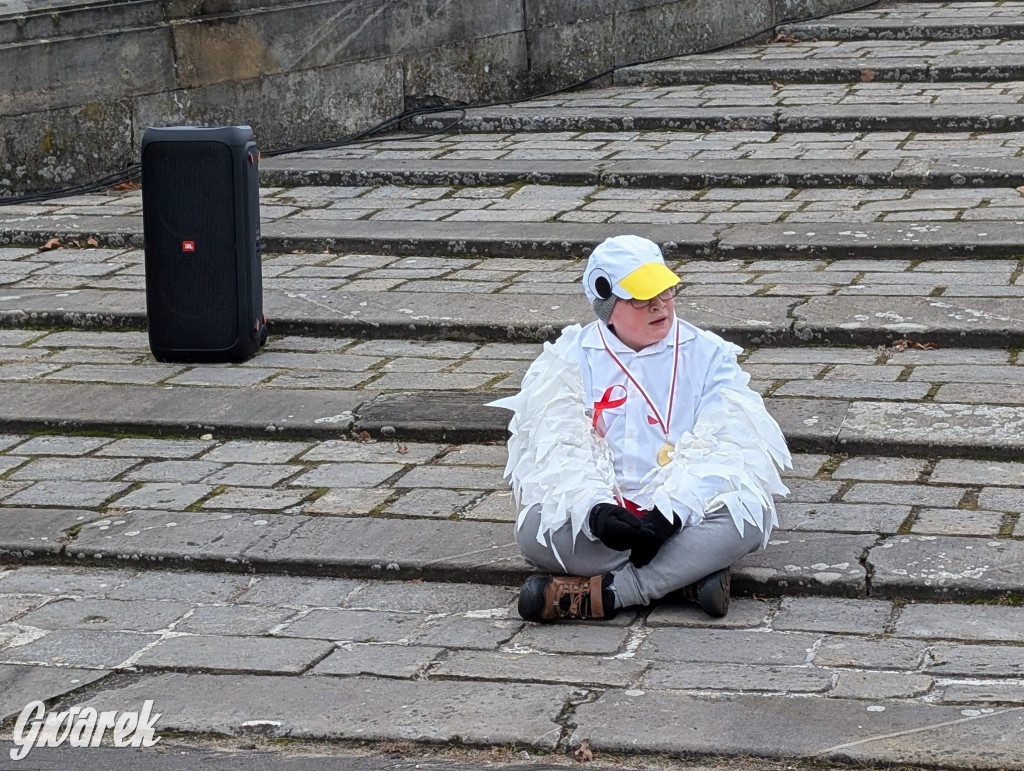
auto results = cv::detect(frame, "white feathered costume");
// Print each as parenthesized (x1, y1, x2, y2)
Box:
(490, 319, 791, 558)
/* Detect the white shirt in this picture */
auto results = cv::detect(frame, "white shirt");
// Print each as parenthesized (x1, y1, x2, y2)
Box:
(568, 317, 751, 516)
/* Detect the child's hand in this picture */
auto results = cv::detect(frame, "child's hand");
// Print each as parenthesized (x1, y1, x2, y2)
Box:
(629, 507, 681, 567)
(589, 503, 659, 552)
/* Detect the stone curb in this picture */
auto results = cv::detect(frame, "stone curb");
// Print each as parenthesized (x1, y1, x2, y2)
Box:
(3, 288, 798, 347)
(614, 59, 1024, 86)
(6, 286, 1024, 349)
(4, 220, 1024, 263)
(409, 105, 1024, 133)
(0, 220, 716, 259)
(573, 690, 1024, 770)
(4, 382, 1024, 458)
(718, 222, 1024, 260)
(17, 673, 1024, 770)
(0, 382, 367, 440)
(3, 506, 1022, 603)
(778, 19, 1024, 42)
(258, 156, 1024, 190)
(72, 673, 571, 750)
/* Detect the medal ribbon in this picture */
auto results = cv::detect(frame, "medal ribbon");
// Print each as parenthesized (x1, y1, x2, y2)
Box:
(597, 321, 681, 441)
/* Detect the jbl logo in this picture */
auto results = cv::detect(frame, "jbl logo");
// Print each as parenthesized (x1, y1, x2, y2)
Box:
(182, 241, 196, 253)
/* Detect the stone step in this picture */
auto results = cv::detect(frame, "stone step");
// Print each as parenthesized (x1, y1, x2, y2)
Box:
(40, 672, 1024, 769)
(780, 1, 1024, 42)
(4, 247, 1024, 346)
(5, 195, 1024, 261)
(259, 153, 1024, 190)
(5, 565, 1024, 771)
(266, 123, 1024, 189)
(0, 377, 920, 451)
(1, 435, 1022, 602)
(3, 326, 1024, 455)
(8, 504, 1024, 603)
(403, 80, 1024, 135)
(6, 271, 1024, 348)
(3, 379, 1024, 456)
(615, 38, 1024, 86)
(407, 100, 1024, 134)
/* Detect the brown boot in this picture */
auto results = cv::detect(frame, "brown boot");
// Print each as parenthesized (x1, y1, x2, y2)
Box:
(518, 574, 616, 622)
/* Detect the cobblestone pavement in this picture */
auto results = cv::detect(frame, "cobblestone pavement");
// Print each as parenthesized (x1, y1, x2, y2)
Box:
(407, 84, 1024, 134)
(6, 183, 1024, 227)
(7, 245, 1024, 297)
(438, 81, 1024, 110)
(619, 37, 1024, 85)
(4, 327, 1024, 406)
(800, 0, 1024, 20)
(0, 433, 1021, 536)
(3, 563, 1024, 766)
(268, 130, 1024, 162)
(783, 1, 1024, 39)
(4, 1, 1024, 768)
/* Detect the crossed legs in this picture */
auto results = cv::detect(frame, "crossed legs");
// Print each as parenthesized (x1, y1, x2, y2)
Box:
(515, 503, 764, 612)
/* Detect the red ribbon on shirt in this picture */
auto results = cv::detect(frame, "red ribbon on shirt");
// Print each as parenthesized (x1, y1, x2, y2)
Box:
(592, 384, 627, 432)
(597, 321, 681, 440)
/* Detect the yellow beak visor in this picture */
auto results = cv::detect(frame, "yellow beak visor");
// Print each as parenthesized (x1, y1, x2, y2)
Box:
(616, 262, 681, 301)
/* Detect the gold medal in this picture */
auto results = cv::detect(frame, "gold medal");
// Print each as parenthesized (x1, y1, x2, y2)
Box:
(657, 443, 673, 466)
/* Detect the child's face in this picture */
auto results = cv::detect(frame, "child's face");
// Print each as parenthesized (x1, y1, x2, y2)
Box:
(608, 292, 675, 351)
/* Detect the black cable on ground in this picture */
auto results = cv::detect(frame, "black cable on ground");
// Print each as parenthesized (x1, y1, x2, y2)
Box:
(1, 164, 142, 206)
(0, 0, 884, 206)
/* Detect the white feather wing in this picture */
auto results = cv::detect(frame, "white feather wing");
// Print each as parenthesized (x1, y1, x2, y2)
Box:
(636, 383, 791, 547)
(488, 325, 618, 552)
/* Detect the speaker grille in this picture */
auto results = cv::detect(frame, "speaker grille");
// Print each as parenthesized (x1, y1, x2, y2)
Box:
(143, 140, 239, 351)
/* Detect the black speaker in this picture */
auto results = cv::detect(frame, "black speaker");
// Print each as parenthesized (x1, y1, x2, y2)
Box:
(142, 125, 268, 362)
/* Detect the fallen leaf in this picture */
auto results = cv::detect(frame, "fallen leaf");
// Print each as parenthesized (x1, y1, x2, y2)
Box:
(772, 33, 799, 43)
(892, 338, 938, 352)
(40, 237, 63, 251)
(67, 239, 81, 248)
(289, 249, 307, 254)
(396, 443, 408, 454)
(861, 69, 876, 82)
(357, 431, 371, 442)
(85, 236, 99, 248)
(771, 81, 785, 90)
(112, 181, 141, 191)
(1016, 186, 1024, 195)
(575, 740, 594, 762)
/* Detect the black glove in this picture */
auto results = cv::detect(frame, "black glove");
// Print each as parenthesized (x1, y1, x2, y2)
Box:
(589, 503, 659, 552)
(628, 507, 681, 568)
(643, 506, 681, 541)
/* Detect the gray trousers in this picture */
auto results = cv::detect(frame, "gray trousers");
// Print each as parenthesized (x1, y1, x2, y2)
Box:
(515, 504, 763, 609)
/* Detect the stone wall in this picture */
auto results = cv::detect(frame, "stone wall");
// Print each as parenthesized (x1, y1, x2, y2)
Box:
(0, 0, 867, 197)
